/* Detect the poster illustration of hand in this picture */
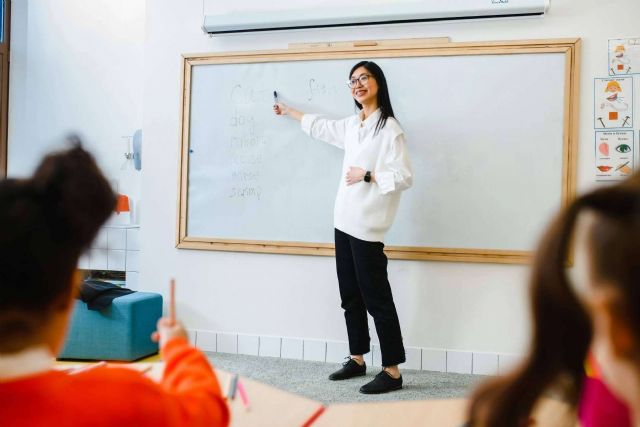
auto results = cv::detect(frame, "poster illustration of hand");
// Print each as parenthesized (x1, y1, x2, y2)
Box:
(609, 38, 640, 75)
(595, 130, 634, 181)
(594, 77, 633, 129)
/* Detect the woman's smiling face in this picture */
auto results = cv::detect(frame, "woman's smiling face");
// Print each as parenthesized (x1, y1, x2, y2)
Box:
(350, 66, 378, 106)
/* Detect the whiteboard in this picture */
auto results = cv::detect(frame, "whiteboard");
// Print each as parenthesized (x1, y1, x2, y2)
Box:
(179, 40, 580, 263)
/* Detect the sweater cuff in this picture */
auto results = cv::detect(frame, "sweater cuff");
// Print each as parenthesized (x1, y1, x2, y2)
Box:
(375, 171, 395, 194)
(160, 336, 191, 359)
(301, 114, 318, 136)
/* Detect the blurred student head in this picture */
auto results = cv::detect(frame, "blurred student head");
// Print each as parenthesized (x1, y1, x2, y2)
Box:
(468, 173, 640, 426)
(0, 140, 115, 355)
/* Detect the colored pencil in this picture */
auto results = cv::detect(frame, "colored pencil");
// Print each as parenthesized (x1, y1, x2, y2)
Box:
(237, 378, 251, 411)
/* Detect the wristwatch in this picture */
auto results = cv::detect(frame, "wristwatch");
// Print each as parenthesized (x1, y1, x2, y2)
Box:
(364, 171, 371, 183)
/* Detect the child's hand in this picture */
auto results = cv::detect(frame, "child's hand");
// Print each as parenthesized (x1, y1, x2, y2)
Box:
(151, 317, 188, 348)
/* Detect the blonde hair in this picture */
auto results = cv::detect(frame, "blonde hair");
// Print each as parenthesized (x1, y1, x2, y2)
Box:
(605, 81, 622, 92)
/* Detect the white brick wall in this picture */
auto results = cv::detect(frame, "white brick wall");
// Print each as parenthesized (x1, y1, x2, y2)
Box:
(80, 225, 141, 289)
(192, 329, 521, 376)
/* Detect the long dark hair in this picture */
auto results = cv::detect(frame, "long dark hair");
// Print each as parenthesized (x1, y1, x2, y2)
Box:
(0, 140, 116, 352)
(349, 61, 396, 135)
(467, 173, 640, 427)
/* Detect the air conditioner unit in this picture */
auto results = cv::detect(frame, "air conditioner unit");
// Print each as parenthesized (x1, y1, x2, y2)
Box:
(202, 0, 550, 35)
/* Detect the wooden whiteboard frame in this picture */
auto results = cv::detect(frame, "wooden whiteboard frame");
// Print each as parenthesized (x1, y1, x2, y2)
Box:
(177, 38, 581, 264)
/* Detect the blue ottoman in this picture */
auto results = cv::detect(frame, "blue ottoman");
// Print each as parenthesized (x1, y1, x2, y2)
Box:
(59, 292, 162, 361)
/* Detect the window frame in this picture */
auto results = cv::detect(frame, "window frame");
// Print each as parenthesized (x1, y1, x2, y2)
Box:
(0, 0, 10, 177)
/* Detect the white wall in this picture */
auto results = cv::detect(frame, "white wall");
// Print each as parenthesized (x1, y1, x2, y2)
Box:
(8, 0, 145, 214)
(142, 0, 640, 356)
(9, 0, 640, 356)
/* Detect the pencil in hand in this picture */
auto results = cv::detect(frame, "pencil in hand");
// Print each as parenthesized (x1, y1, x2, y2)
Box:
(150, 278, 187, 346)
(169, 278, 176, 326)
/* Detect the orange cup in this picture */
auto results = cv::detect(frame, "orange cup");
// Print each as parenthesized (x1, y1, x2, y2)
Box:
(115, 194, 130, 214)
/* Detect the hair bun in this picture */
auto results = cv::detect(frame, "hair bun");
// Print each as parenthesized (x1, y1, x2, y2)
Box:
(30, 139, 116, 248)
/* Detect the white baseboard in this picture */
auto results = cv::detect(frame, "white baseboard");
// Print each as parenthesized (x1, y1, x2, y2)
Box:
(192, 329, 522, 376)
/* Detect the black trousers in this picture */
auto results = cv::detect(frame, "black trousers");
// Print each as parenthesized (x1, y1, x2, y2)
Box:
(334, 228, 406, 367)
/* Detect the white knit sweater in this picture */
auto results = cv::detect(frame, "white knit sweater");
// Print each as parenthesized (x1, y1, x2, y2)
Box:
(301, 109, 413, 242)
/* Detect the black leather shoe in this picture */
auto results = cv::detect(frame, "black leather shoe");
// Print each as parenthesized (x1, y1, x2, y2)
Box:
(328, 358, 366, 381)
(359, 370, 403, 394)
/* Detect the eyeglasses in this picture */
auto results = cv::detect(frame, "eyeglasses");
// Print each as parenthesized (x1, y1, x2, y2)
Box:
(347, 74, 373, 89)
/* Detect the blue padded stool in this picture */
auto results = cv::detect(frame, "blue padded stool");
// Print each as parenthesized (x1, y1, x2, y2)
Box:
(59, 292, 162, 361)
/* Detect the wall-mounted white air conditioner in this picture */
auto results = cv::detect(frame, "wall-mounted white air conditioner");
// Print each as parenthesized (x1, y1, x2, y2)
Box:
(203, 0, 550, 35)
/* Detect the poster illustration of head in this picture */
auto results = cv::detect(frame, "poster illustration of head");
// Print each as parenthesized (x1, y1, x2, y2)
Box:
(609, 38, 640, 75)
(594, 77, 633, 129)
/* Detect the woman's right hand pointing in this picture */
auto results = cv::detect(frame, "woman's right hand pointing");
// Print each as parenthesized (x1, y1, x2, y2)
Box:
(273, 102, 288, 115)
(273, 102, 303, 121)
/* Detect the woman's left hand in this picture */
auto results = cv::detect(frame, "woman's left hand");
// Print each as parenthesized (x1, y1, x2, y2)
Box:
(346, 167, 366, 185)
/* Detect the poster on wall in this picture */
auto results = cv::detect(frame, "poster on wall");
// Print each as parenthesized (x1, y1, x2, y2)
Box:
(609, 38, 640, 75)
(595, 130, 634, 181)
(594, 77, 633, 129)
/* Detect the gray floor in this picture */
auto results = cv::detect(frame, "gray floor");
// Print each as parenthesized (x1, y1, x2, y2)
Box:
(207, 352, 483, 404)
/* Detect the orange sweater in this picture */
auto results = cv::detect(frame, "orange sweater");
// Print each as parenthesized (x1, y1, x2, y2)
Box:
(0, 337, 230, 427)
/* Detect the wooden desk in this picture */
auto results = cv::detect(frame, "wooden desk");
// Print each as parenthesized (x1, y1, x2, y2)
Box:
(312, 399, 467, 427)
(56, 362, 576, 427)
(312, 397, 576, 427)
(56, 362, 323, 427)
(215, 370, 324, 427)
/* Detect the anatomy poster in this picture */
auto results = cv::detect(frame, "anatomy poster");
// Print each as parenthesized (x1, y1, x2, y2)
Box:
(595, 130, 634, 181)
(594, 77, 633, 129)
(609, 38, 640, 76)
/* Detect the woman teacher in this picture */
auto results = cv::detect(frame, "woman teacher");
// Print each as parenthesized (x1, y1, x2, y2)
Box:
(274, 61, 412, 394)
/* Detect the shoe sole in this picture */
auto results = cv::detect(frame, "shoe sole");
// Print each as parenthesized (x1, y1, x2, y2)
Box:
(328, 372, 367, 381)
(359, 384, 403, 394)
